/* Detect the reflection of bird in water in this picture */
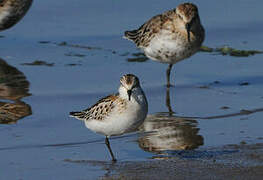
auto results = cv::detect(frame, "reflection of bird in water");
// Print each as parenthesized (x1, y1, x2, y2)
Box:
(138, 113, 203, 153)
(124, 3, 205, 86)
(0, 0, 33, 31)
(0, 59, 30, 100)
(0, 58, 31, 124)
(0, 101, 31, 124)
(70, 74, 148, 162)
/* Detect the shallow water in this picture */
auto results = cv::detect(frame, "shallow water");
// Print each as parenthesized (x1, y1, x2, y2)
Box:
(1, 0, 263, 179)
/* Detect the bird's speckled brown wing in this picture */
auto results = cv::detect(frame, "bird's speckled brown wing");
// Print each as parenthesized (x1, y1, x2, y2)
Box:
(70, 94, 126, 121)
(124, 9, 177, 47)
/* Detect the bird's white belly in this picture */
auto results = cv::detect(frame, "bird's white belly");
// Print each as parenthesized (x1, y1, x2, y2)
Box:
(85, 102, 147, 136)
(143, 33, 196, 64)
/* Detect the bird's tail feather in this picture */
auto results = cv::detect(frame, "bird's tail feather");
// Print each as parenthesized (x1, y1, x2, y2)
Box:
(123, 29, 140, 41)
(69, 111, 85, 120)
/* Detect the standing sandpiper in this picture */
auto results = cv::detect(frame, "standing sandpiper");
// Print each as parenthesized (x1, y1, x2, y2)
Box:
(0, 0, 33, 31)
(124, 3, 205, 86)
(70, 74, 148, 162)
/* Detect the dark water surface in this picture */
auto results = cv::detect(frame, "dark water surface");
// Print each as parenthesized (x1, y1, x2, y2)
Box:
(1, 0, 263, 179)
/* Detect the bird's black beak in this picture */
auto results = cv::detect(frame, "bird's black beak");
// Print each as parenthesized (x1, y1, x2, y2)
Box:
(186, 23, 191, 42)
(127, 90, 132, 101)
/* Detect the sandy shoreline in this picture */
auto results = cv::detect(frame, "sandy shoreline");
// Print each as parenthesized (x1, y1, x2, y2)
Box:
(100, 143, 263, 180)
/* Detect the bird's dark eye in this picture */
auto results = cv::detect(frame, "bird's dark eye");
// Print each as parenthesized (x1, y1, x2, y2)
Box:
(178, 14, 183, 20)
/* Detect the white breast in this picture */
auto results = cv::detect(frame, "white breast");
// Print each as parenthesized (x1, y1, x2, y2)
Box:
(143, 29, 197, 64)
(85, 89, 148, 137)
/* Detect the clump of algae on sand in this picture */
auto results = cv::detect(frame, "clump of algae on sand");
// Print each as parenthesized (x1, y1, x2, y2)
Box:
(200, 45, 263, 57)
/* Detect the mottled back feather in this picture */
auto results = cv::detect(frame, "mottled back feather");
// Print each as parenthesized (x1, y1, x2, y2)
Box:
(70, 94, 120, 121)
(124, 9, 177, 47)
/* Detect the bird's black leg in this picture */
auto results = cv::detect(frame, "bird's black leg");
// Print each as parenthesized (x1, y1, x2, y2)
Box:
(166, 64, 173, 87)
(105, 136, 117, 162)
(166, 86, 174, 115)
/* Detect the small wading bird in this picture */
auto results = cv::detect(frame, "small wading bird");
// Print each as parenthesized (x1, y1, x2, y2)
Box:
(124, 3, 205, 86)
(70, 74, 148, 162)
(0, 0, 33, 31)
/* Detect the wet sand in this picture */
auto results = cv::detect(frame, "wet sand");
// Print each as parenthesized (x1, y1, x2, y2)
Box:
(100, 143, 263, 180)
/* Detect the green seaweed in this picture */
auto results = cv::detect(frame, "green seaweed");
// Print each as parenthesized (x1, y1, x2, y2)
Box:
(132, 52, 146, 57)
(198, 85, 210, 89)
(127, 52, 149, 62)
(230, 49, 262, 57)
(21, 60, 54, 67)
(199, 46, 213, 52)
(239, 82, 250, 86)
(38, 41, 51, 44)
(57, 41, 102, 50)
(220, 106, 230, 110)
(65, 63, 82, 66)
(64, 52, 86, 58)
(200, 45, 263, 57)
(127, 57, 148, 62)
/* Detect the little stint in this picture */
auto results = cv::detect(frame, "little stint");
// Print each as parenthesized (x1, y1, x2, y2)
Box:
(124, 3, 205, 86)
(70, 74, 148, 162)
